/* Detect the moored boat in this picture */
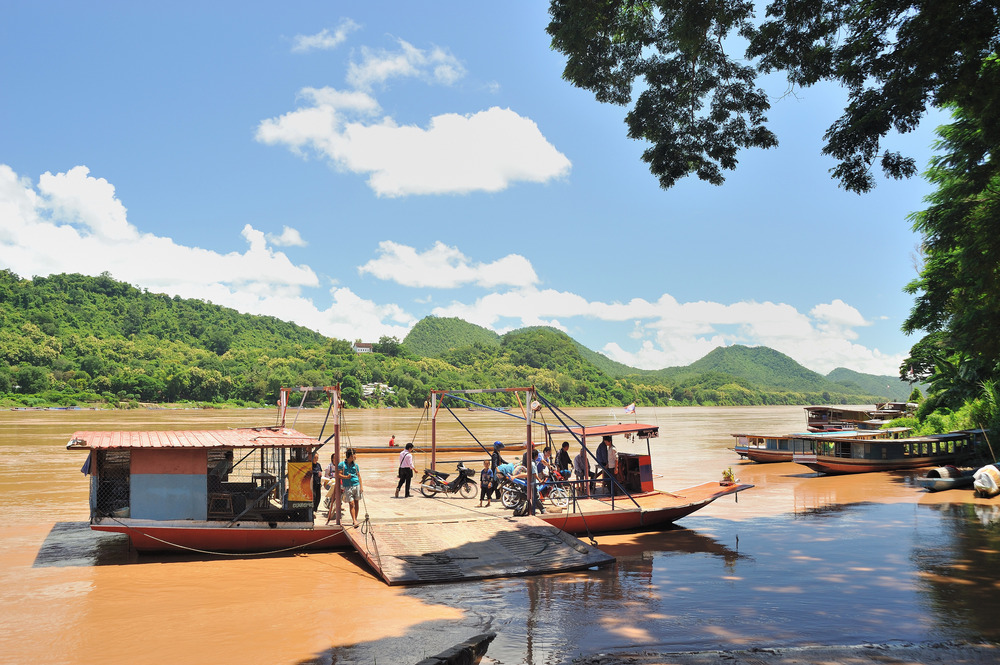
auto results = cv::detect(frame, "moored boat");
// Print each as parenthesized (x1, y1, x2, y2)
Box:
(733, 427, 912, 463)
(804, 402, 915, 432)
(792, 429, 985, 475)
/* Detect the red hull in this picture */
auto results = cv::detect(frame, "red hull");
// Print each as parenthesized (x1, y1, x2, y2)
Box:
(92, 521, 349, 553)
(539, 482, 752, 535)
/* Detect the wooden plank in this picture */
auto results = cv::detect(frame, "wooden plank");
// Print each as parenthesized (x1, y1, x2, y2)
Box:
(343, 516, 614, 586)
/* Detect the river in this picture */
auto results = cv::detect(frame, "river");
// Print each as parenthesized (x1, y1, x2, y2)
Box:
(1, 405, 998, 665)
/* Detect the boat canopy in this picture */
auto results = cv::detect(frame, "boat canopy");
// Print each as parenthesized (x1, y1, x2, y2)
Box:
(66, 426, 317, 450)
(547, 423, 659, 439)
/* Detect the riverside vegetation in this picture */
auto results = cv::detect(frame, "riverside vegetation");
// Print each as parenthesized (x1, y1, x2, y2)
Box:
(0, 270, 909, 410)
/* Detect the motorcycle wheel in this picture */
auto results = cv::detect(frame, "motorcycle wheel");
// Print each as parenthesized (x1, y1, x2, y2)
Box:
(420, 478, 439, 497)
(501, 486, 521, 509)
(547, 486, 569, 508)
(459, 481, 477, 499)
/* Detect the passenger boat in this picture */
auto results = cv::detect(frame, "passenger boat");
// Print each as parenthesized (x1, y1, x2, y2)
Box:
(804, 402, 915, 432)
(792, 429, 984, 475)
(429, 389, 754, 534)
(733, 427, 912, 463)
(67, 386, 350, 554)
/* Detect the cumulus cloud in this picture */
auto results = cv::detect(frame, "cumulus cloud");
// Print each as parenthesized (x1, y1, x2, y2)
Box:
(291, 19, 360, 53)
(257, 32, 571, 197)
(358, 240, 538, 288)
(0, 164, 412, 343)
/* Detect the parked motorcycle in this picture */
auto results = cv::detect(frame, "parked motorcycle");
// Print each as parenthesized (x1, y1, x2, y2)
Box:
(420, 463, 478, 498)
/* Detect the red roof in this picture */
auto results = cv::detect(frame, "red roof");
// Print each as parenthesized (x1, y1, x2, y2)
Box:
(66, 427, 318, 450)
(546, 423, 659, 439)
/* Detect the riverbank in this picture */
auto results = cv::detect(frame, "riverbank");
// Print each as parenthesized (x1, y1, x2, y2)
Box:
(573, 641, 1000, 665)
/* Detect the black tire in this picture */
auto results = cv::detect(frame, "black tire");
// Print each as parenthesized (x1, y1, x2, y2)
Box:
(547, 486, 569, 508)
(501, 486, 522, 509)
(459, 480, 477, 499)
(420, 478, 439, 497)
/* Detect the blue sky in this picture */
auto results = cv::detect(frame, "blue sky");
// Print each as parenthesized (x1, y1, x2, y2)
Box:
(0, 2, 947, 376)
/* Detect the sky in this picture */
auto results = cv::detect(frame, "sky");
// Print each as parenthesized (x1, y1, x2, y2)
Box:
(0, 2, 949, 377)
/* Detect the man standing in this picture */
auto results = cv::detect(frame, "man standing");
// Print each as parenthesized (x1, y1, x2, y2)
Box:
(337, 449, 363, 527)
(596, 436, 611, 495)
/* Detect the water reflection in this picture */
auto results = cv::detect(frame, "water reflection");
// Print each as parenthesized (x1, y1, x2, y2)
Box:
(310, 504, 1000, 664)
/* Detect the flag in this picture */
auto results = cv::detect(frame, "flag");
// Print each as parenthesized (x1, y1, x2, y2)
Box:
(624, 402, 636, 414)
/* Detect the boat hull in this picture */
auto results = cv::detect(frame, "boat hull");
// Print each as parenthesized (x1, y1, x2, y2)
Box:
(92, 518, 349, 553)
(794, 453, 958, 475)
(539, 482, 752, 534)
(744, 449, 792, 463)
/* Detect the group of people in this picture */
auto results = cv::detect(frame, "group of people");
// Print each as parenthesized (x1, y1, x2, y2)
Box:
(478, 435, 620, 509)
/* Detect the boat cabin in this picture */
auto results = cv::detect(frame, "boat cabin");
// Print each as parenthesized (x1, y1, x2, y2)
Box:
(545, 423, 659, 495)
(68, 427, 323, 525)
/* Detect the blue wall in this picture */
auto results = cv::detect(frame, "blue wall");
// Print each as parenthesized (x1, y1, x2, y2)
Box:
(131, 474, 207, 520)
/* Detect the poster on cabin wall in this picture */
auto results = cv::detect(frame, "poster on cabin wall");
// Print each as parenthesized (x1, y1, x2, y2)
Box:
(287, 461, 312, 502)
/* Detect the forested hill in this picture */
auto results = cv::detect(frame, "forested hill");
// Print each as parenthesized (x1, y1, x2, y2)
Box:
(0, 272, 904, 408)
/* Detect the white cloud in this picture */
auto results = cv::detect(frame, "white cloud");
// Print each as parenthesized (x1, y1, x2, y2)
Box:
(266, 226, 307, 247)
(291, 20, 360, 53)
(0, 163, 416, 343)
(257, 32, 571, 197)
(358, 240, 537, 288)
(258, 102, 571, 197)
(346, 39, 465, 90)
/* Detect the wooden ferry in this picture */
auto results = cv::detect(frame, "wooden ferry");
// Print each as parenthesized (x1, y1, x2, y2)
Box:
(792, 429, 984, 475)
(733, 427, 912, 463)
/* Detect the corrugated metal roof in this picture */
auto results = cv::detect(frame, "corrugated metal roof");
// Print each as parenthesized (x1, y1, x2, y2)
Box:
(66, 427, 318, 450)
(547, 423, 659, 438)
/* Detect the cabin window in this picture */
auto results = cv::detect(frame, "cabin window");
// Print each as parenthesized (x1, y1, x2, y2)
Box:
(95, 449, 131, 517)
(903, 444, 910, 456)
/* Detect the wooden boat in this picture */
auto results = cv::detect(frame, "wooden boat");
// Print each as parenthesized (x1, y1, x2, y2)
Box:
(918, 465, 977, 492)
(792, 429, 984, 475)
(733, 427, 912, 463)
(67, 425, 349, 553)
(804, 402, 915, 432)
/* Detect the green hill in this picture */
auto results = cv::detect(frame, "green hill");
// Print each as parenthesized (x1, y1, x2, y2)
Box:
(826, 367, 917, 402)
(0, 273, 899, 409)
(403, 316, 500, 358)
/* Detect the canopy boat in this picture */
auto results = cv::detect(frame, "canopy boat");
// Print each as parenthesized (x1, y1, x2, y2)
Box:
(67, 387, 350, 554)
(428, 388, 754, 534)
(803, 402, 915, 432)
(733, 427, 912, 463)
(792, 429, 985, 475)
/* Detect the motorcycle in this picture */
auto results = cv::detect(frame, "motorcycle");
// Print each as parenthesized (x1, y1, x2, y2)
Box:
(420, 463, 478, 499)
(499, 466, 570, 510)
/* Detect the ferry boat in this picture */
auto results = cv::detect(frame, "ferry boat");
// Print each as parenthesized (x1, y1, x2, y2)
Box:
(733, 427, 912, 463)
(67, 386, 351, 554)
(792, 429, 984, 475)
(428, 388, 754, 534)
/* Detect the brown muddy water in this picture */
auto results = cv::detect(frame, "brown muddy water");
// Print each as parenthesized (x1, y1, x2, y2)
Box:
(2, 405, 999, 665)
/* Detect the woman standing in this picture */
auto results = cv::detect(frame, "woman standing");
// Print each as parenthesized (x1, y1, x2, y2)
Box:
(395, 442, 416, 498)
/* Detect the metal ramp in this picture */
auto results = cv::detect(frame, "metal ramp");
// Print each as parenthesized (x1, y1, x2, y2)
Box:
(343, 516, 614, 585)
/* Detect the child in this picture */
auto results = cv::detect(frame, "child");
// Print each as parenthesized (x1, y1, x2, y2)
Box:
(478, 459, 494, 507)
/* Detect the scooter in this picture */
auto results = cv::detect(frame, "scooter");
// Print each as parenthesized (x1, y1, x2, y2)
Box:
(420, 463, 478, 499)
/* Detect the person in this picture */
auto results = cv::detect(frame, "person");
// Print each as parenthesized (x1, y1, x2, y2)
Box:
(322, 453, 338, 509)
(607, 438, 618, 495)
(495, 461, 517, 484)
(557, 441, 573, 479)
(209, 450, 233, 480)
(395, 442, 415, 498)
(491, 441, 506, 499)
(596, 435, 611, 494)
(388, 434, 396, 447)
(310, 452, 323, 512)
(478, 459, 494, 507)
(337, 449, 363, 527)
(574, 445, 591, 497)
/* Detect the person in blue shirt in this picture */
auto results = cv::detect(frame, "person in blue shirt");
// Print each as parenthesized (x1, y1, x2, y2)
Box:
(336, 449, 363, 527)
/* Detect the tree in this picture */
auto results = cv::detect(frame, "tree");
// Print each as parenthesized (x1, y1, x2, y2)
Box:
(547, 0, 1000, 192)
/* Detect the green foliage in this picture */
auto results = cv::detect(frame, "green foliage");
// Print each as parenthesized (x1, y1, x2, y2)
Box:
(547, 0, 999, 193)
(0, 272, 894, 409)
(403, 316, 499, 358)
